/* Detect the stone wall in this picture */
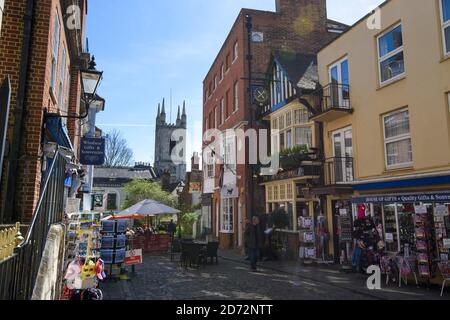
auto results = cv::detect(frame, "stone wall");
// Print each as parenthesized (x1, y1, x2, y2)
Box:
(31, 224, 66, 300)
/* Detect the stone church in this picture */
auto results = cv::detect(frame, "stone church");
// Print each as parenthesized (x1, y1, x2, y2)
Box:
(154, 99, 187, 183)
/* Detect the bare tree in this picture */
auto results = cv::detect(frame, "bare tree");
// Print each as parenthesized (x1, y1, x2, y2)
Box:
(104, 130, 134, 167)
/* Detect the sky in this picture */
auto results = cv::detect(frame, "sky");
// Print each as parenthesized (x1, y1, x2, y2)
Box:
(87, 0, 385, 170)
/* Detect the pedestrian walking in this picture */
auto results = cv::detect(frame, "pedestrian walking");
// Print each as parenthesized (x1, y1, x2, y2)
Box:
(168, 219, 177, 240)
(245, 216, 263, 272)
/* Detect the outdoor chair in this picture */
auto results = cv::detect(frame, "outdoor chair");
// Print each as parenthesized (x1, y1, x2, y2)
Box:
(205, 241, 219, 265)
(184, 243, 205, 269)
(438, 262, 450, 297)
(170, 238, 182, 262)
(179, 241, 190, 268)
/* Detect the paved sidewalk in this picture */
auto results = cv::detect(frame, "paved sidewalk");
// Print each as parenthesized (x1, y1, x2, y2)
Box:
(219, 249, 450, 300)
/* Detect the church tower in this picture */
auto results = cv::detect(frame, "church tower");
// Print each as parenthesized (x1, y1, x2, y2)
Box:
(154, 98, 187, 183)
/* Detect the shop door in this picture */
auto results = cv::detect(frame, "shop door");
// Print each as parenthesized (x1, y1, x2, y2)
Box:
(332, 127, 353, 183)
(329, 58, 350, 108)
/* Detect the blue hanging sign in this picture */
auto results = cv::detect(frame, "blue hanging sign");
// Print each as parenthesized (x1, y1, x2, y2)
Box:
(80, 137, 105, 166)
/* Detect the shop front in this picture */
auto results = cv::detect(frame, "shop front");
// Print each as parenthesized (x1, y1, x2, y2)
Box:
(351, 191, 450, 284)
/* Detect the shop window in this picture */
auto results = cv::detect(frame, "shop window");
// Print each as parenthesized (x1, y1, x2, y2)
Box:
(221, 198, 234, 233)
(440, 0, 450, 55)
(382, 204, 398, 252)
(383, 109, 413, 169)
(107, 193, 118, 211)
(377, 24, 405, 84)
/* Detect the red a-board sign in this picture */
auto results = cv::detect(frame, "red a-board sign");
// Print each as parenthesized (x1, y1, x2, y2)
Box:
(125, 249, 143, 266)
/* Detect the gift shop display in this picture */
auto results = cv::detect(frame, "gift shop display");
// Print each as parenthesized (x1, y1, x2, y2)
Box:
(434, 204, 450, 262)
(298, 216, 316, 265)
(100, 219, 128, 277)
(62, 212, 105, 300)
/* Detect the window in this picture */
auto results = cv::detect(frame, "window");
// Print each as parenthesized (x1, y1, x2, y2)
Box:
(278, 116, 285, 130)
(58, 47, 66, 111)
(226, 53, 230, 70)
(225, 90, 230, 119)
(280, 132, 285, 151)
(206, 151, 214, 178)
(213, 107, 217, 129)
(233, 41, 238, 61)
(107, 194, 118, 211)
(221, 63, 225, 80)
(233, 81, 239, 112)
(224, 136, 236, 172)
(440, 0, 450, 55)
(286, 130, 292, 149)
(329, 57, 350, 107)
(221, 198, 234, 233)
(383, 109, 413, 169)
(220, 98, 225, 125)
(214, 75, 218, 90)
(295, 108, 310, 124)
(378, 24, 405, 84)
(295, 127, 312, 148)
(50, 12, 60, 90)
(286, 111, 292, 127)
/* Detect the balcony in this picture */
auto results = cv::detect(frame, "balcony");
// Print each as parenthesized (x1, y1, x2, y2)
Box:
(310, 83, 353, 122)
(312, 157, 354, 195)
(260, 147, 322, 184)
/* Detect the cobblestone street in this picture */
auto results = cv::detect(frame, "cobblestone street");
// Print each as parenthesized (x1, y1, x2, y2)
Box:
(100, 253, 450, 300)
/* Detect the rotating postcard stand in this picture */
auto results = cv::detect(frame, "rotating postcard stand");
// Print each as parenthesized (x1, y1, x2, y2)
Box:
(299, 216, 316, 265)
(100, 220, 128, 281)
(338, 214, 353, 272)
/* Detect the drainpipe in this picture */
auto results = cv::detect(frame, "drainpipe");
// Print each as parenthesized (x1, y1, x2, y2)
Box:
(2, 0, 35, 223)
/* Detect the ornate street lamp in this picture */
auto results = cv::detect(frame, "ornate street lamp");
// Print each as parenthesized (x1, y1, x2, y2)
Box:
(81, 56, 103, 100)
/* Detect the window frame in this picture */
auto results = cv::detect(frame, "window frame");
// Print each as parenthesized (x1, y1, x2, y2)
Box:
(233, 41, 238, 62)
(440, 0, 450, 56)
(382, 108, 413, 170)
(220, 98, 225, 125)
(220, 198, 234, 233)
(233, 81, 239, 112)
(50, 11, 61, 91)
(377, 23, 405, 86)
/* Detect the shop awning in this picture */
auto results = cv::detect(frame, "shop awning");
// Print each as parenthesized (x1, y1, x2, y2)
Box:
(352, 174, 450, 191)
(45, 115, 73, 151)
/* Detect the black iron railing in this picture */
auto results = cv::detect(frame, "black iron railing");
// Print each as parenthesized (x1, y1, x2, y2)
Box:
(0, 149, 66, 300)
(324, 157, 354, 185)
(312, 83, 351, 114)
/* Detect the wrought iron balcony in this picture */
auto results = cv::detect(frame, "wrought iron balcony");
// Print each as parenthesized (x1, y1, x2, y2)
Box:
(310, 83, 353, 122)
(324, 157, 354, 185)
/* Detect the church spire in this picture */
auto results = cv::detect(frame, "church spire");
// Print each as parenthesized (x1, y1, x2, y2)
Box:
(161, 98, 166, 115)
(182, 100, 186, 116)
(177, 105, 181, 120)
(157, 103, 161, 117)
(181, 100, 187, 128)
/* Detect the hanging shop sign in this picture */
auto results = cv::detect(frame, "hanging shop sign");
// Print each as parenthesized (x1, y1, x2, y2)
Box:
(80, 137, 105, 166)
(221, 184, 239, 199)
(125, 249, 143, 266)
(189, 182, 201, 193)
(352, 192, 450, 204)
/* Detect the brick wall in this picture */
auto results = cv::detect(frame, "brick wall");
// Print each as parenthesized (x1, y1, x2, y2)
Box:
(202, 0, 343, 247)
(0, 0, 86, 222)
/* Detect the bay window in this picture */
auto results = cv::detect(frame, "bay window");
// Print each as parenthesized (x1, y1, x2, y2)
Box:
(378, 24, 405, 84)
(441, 0, 450, 55)
(383, 109, 413, 169)
(295, 127, 312, 148)
(221, 198, 234, 233)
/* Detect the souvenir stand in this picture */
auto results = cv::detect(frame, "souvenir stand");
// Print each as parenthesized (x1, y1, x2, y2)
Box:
(62, 212, 106, 300)
(298, 216, 316, 265)
(338, 212, 353, 271)
(100, 219, 127, 280)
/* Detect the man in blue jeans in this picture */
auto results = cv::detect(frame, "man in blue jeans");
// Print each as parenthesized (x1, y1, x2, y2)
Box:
(245, 216, 263, 272)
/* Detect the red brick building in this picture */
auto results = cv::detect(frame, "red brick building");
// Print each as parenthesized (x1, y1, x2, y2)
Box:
(202, 0, 347, 249)
(0, 0, 89, 223)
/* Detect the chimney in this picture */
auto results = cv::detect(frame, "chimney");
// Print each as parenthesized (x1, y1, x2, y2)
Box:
(191, 152, 200, 171)
(275, 0, 327, 22)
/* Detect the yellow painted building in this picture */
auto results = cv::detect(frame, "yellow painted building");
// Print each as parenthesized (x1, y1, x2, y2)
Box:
(313, 0, 450, 274)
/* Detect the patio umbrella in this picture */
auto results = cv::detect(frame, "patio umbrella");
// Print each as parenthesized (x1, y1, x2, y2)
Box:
(106, 213, 145, 220)
(115, 199, 180, 219)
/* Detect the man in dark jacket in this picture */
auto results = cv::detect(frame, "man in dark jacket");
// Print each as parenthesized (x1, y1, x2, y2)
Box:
(245, 216, 263, 271)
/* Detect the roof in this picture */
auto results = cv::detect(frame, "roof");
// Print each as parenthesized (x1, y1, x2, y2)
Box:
(327, 19, 350, 33)
(273, 52, 318, 91)
(94, 167, 157, 180)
